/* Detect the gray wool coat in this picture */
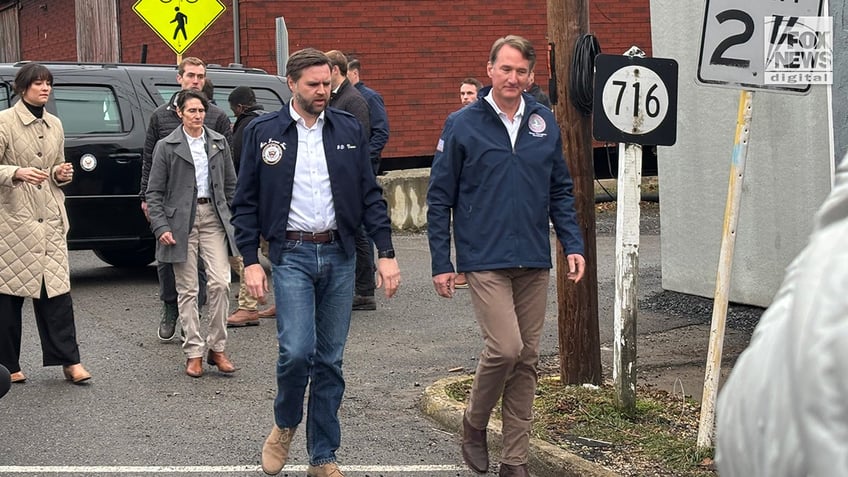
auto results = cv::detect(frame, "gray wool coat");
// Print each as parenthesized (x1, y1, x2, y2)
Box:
(145, 126, 238, 263)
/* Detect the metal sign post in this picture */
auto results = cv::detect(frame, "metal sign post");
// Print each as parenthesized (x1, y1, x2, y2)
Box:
(696, 90, 754, 448)
(593, 49, 678, 412)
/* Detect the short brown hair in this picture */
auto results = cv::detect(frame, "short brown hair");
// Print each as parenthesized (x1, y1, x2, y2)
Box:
(286, 48, 332, 82)
(178, 56, 206, 76)
(348, 58, 361, 73)
(325, 50, 349, 76)
(461, 77, 483, 91)
(489, 35, 536, 71)
(13, 63, 53, 96)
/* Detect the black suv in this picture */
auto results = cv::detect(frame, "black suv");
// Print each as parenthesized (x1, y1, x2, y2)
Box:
(0, 62, 290, 267)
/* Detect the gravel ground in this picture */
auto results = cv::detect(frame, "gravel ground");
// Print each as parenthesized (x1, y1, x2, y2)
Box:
(595, 199, 764, 334)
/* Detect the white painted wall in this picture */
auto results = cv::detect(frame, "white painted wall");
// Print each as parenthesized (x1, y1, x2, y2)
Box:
(649, 0, 833, 307)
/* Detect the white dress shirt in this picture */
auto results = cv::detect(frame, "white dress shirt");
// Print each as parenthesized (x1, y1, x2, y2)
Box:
(485, 91, 525, 148)
(183, 127, 210, 199)
(286, 102, 337, 232)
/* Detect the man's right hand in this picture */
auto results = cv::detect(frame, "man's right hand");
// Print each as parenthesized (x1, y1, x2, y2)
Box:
(141, 201, 149, 222)
(244, 263, 269, 302)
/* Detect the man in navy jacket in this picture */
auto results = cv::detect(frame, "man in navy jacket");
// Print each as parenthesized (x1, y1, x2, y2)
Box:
(231, 48, 400, 477)
(427, 35, 585, 477)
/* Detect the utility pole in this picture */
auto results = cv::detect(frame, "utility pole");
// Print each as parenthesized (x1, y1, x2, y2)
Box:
(548, 0, 602, 385)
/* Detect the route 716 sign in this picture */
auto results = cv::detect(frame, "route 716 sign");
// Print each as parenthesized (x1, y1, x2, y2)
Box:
(133, 0, 226, 55)
(592, 54, 678, 146)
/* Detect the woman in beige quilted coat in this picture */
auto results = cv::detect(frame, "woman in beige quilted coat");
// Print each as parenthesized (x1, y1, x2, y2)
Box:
(0, 63, 91, 385)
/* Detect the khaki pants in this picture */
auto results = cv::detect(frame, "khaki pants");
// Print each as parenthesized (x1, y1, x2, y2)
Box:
(227, 237, 270, 310)
(173, 203, 230, 358)
(465, 268, 549, 465)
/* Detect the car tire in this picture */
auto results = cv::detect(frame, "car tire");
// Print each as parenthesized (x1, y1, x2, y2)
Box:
(93, 244, 156, 268)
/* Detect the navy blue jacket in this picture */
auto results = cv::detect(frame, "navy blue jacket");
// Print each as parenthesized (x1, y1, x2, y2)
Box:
(354, 81, 390, 173)
(231, 104, 393, 266)
(427, 89, 584, 276)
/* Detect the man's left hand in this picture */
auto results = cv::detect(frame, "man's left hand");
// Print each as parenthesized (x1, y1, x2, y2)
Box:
(376, 258, 401, 298)
(566, 253, 586, 283)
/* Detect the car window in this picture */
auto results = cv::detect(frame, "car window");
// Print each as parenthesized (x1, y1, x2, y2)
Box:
(52, 85, 123, 134)
(213, 86, 286, 123)
(0, 83, 8, 110)
(154, 83, 285, 124)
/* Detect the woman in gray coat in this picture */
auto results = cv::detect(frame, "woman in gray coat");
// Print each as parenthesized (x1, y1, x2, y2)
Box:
(146, 89, 238, 378)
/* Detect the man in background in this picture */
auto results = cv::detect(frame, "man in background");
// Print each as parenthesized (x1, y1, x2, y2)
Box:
(460, 77, 483, 106)
(225, 86, 273, 327)
(347, 57, 391, 311)
(325, 49, 378, 311)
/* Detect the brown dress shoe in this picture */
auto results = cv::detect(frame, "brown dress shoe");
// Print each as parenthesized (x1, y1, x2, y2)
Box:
(498, 463, 530, 477)
(258, 306, 277, 319)
(185, 357, 203, 377)
(307, 462, 345, 477)
(207, 350, 236, 373)
(262, 425, 296, 475)
(62, 364, 92, 384)
(227, 308, 260, 327)
(10, 371, 26, 383)
(462, 413, 489, 473)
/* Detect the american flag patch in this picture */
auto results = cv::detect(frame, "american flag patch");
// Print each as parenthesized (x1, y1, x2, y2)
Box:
(436, 138, 444, 152)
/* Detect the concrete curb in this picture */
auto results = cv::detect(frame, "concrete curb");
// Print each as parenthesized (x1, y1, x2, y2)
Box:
(420, 375, 619, 477)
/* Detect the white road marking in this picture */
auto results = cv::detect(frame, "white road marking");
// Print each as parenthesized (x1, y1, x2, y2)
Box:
(0, 464, 469, 473)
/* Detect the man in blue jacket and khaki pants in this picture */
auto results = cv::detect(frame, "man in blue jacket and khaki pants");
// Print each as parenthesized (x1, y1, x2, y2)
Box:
(427, 35, 586, 477)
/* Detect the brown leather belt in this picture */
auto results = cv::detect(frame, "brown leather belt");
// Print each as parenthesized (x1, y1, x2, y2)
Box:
(197, 197, 211, 204)
(285, 230, 337, 243)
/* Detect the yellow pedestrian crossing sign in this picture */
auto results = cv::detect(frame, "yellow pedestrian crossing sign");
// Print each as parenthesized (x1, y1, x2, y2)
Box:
(133, 0, 226, 55)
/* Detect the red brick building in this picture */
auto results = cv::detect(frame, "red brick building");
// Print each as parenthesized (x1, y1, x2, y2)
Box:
(1, 0, 651, 166)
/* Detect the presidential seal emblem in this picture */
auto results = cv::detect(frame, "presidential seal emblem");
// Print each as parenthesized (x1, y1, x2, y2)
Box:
(528, 114, 546, 133)
(80, 153, 97, 171)
(262, 142, 283, 165)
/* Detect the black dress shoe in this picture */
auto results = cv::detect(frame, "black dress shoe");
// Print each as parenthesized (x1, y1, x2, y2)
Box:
(462, 414, 489, 473)
(498, 463, 529, 477)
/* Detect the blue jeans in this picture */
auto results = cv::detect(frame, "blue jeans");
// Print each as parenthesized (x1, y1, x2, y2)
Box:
(271, 239, 355, 465)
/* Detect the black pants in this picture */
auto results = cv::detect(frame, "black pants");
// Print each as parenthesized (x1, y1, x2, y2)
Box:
(354, 225, 376, 297)
(0, 284, 81, 374)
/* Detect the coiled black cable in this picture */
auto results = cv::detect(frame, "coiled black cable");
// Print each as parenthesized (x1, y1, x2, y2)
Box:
(569, 34, 601, 117)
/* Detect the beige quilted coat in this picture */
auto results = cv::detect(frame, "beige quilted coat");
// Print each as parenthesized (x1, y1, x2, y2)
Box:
(0, 100, 71, 298)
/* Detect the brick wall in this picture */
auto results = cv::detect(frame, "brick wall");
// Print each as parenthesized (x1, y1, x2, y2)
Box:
(21, 0, 652, 163)
(18, 0, 77, 60)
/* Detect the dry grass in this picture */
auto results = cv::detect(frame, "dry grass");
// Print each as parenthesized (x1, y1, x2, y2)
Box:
(446, 376, 716, 477)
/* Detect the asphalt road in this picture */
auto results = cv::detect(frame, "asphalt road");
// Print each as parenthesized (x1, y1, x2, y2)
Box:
(0, 226, 663, 477)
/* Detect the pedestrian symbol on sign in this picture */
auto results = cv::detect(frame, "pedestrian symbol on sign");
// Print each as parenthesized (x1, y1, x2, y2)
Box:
(171, 7, 188, 42)
(132, 0, 225, 55)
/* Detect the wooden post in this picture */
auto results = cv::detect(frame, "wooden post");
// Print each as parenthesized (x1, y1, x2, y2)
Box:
(548, 0, 602, 385)
(697, 90, 754, 448)
(613, 141, 641, 412)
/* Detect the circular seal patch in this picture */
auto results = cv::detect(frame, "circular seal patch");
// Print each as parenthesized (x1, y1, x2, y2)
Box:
(80, 153, 97, 171)
(262, 143, 283, 165)
(528, 113, 546, 134)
